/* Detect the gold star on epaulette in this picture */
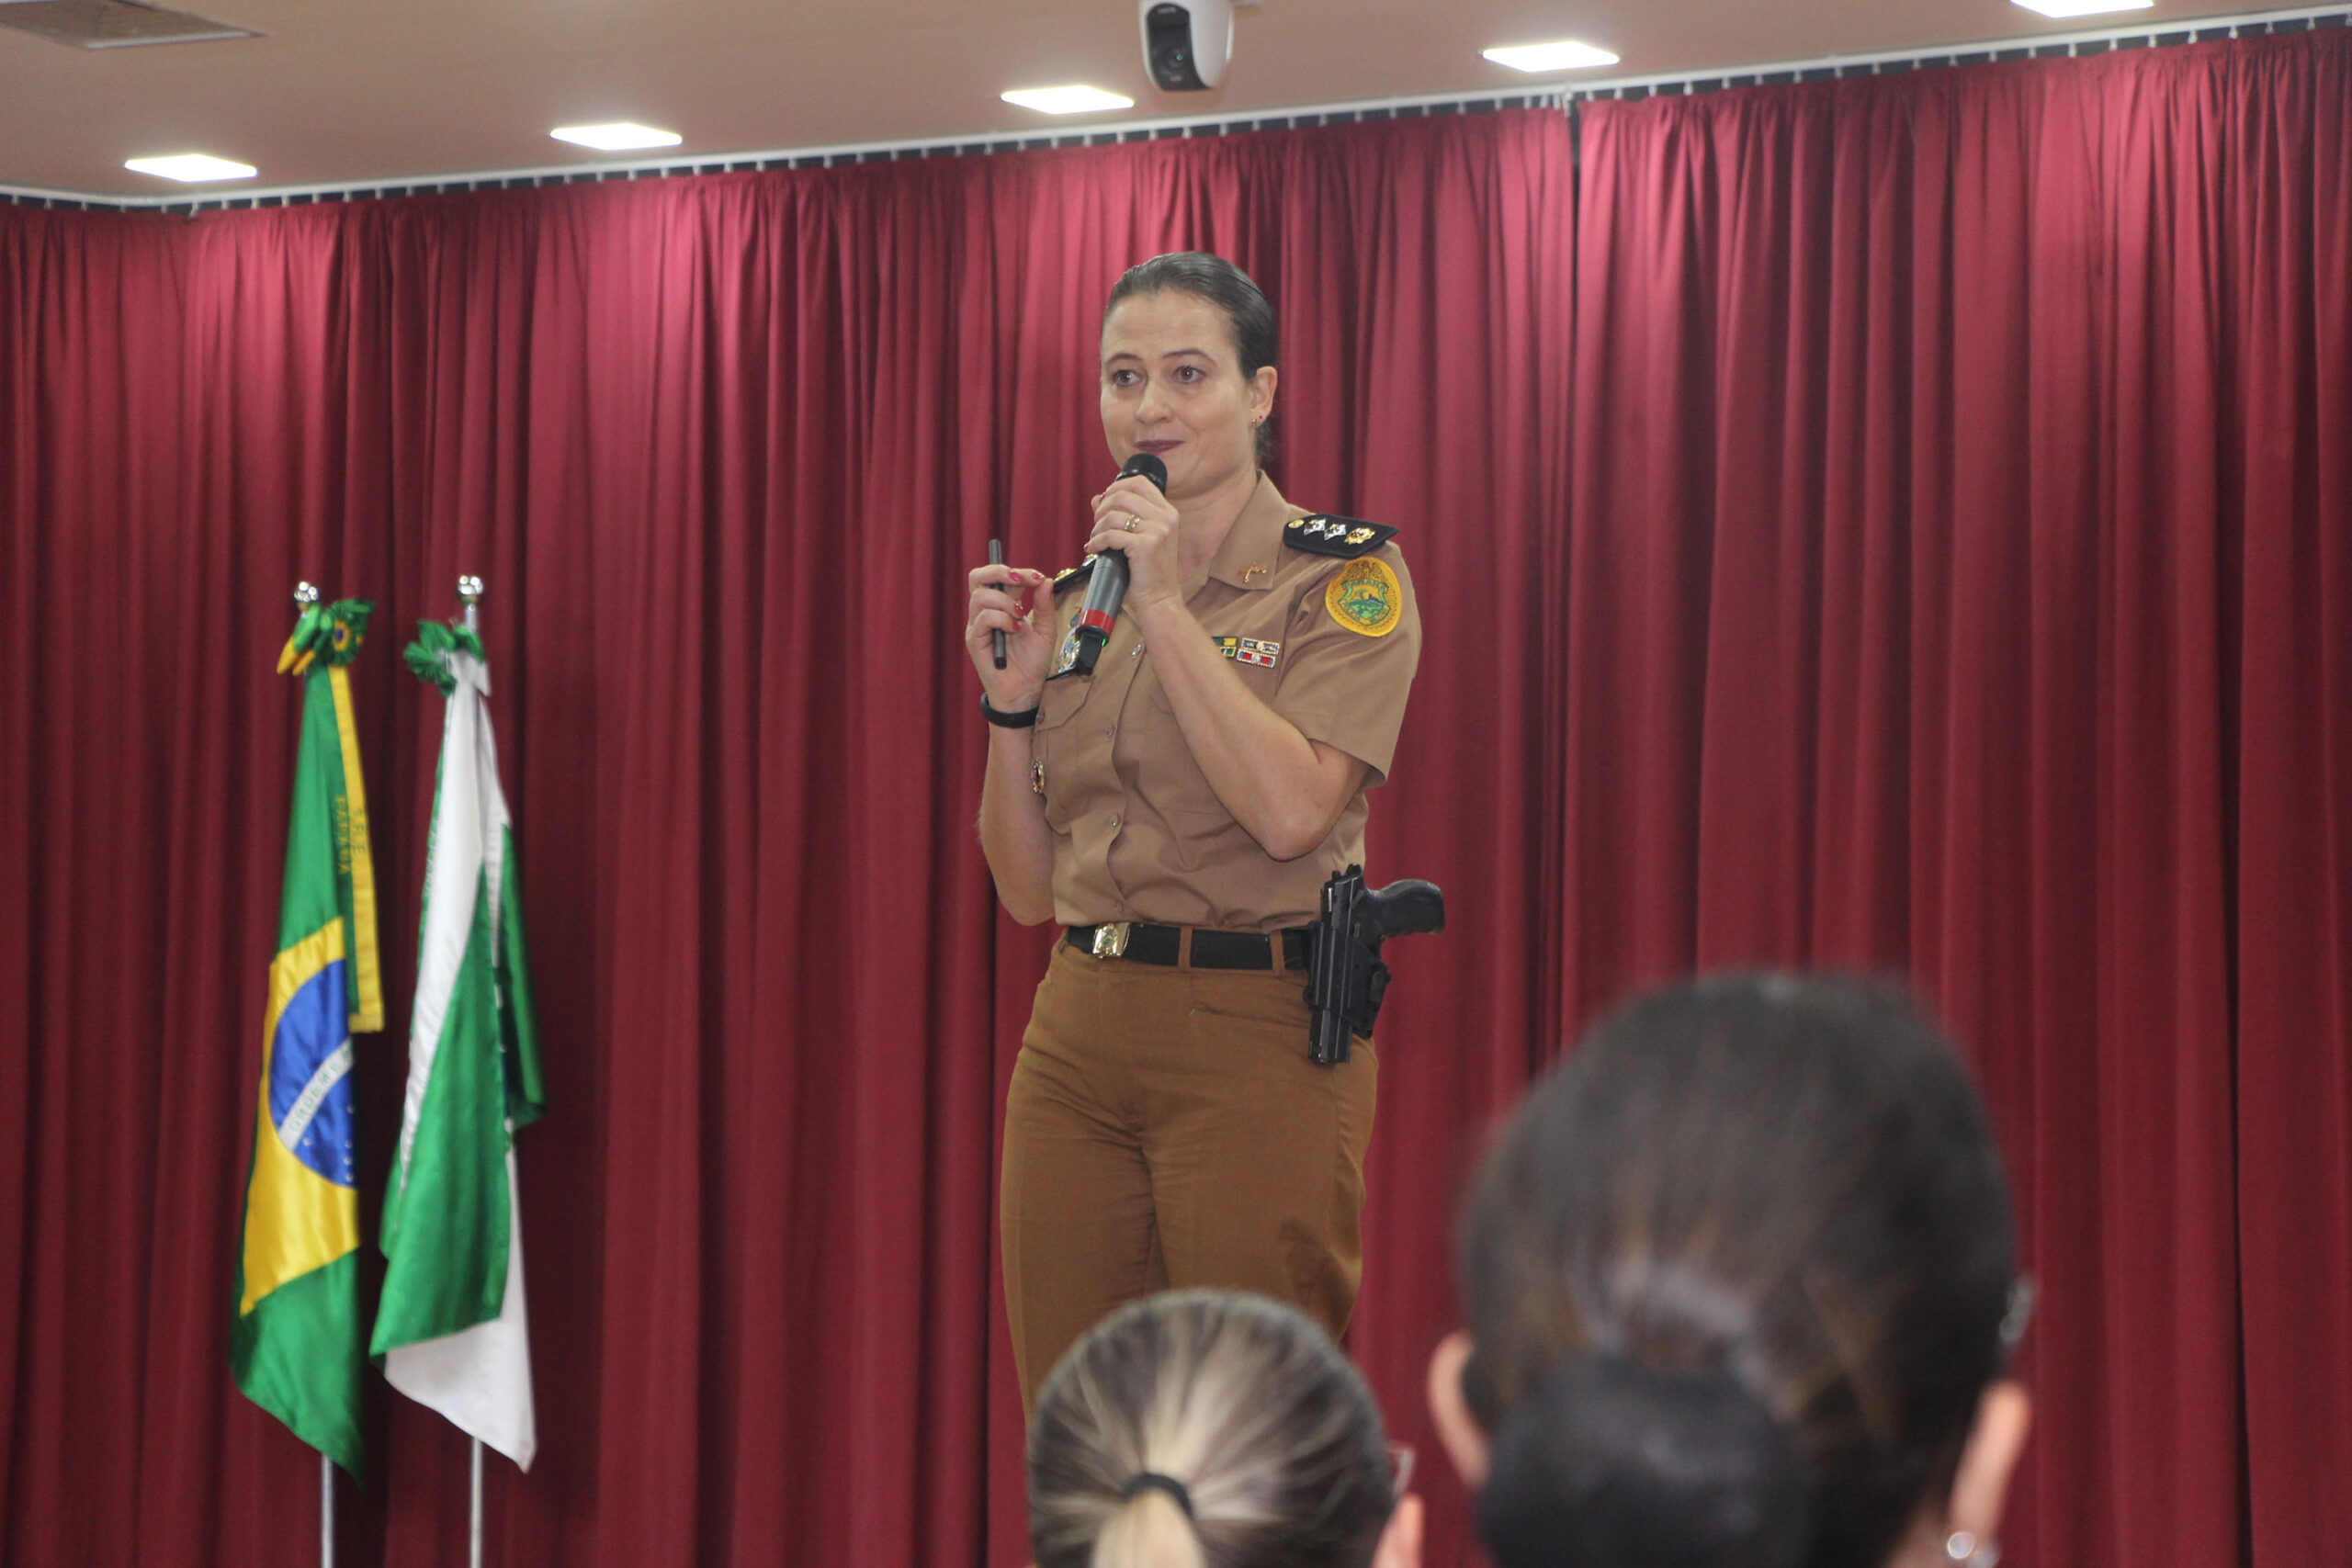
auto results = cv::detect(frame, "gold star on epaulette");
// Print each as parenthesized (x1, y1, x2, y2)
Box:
(1283, 515, 1398, 558)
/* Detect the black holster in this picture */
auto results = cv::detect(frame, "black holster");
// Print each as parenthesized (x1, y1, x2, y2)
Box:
(1302, 865, 1445, 1065)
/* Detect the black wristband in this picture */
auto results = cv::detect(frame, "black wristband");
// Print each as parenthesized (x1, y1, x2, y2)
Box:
(981, 694, 1040, 728)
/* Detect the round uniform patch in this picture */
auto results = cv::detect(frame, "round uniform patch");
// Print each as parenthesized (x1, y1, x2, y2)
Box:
(1325, 557, 1404, 637)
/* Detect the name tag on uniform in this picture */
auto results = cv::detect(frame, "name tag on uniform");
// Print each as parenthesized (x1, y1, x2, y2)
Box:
(1051, 611, 1084, 677)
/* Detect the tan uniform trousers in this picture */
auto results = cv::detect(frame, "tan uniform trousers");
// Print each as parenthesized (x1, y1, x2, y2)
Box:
(1001, 933, 1378, 1415)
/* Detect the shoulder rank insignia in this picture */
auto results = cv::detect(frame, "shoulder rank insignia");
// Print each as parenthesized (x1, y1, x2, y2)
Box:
(1052, 556, 1099, 593)
(1283, 514, 1397, 558)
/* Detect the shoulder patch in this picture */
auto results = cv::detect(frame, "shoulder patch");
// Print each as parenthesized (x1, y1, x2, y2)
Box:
(1325, 557, 1405, 637)
(1051, 557, 1099, 593)
(1283, 514, 1397, 558)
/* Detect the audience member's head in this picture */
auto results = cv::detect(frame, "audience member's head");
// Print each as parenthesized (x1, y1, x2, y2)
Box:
(1029, 1288, 1422, 1568)
(1428, 974, 2031, 1568)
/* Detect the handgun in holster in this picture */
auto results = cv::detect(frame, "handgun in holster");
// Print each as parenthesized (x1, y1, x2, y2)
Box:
(1303, 864, 1446, 1066)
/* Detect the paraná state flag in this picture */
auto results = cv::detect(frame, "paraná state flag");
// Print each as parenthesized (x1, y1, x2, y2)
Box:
(231, 597, 382, 1477)
(372, 618, 546, 1468)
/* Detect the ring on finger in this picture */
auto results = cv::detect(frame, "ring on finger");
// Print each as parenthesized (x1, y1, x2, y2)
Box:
(1122, 513, 1141, 533)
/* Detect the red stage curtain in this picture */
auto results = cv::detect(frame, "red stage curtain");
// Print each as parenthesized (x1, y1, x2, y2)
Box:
(1563, 31, 2350, 1568)
(0, 111, 1574, 1567)
(2, 29, 2346, 1568)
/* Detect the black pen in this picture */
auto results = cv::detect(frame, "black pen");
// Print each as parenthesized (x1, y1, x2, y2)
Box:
(989, 539, 1008, 669)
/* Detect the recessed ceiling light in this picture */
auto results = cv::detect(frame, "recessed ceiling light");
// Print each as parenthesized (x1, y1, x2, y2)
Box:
(550, 123, 684, 152)
(124, 152, 257, 182)
(1482, 40, 1621, 73)
(1001, 85, 1136, 115)
(2010, 0, 2154, 14)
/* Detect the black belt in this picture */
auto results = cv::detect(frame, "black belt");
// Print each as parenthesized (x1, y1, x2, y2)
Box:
(1067, 922, 1310, 972)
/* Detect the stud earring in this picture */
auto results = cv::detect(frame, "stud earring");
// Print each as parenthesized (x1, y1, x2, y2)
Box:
(1945, 1531, 2000, 1567)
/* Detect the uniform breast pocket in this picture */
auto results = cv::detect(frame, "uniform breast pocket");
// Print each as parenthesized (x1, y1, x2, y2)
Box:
(1136, 659, 1260, 866)
(1147, 640, 1283, 714)
(1031, 676, 1094, 830)
(1034, 672, 1091, 734)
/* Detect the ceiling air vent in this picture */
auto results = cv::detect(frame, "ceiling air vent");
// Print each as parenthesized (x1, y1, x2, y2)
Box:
(0, 0, 257, 49)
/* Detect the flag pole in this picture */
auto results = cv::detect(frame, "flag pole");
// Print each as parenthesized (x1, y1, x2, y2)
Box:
(459, 574, 487, 1568)
(307, 582, 334, 1568)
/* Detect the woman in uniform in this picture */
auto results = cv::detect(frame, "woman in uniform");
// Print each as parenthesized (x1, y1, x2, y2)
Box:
(963, 252, 1423, 1412)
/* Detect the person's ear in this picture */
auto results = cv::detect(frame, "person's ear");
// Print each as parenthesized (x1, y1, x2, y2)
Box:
(1944, 1381, 2031, 1549)
(1369, 1492, 1423, 1568)
(1250, 364, 1277, 424)
(1426, 1331, 1491, 1489)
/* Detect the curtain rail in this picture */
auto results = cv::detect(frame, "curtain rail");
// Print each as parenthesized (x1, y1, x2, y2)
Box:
(4, 6, 2344, 217)
(1565, 3, 2346, 101)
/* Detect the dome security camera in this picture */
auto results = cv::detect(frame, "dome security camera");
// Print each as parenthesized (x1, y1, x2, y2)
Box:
(1139, 0, 1233, 91)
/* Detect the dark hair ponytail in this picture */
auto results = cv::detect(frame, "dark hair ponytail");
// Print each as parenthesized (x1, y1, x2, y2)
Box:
(1456, 975, 2018, 1568)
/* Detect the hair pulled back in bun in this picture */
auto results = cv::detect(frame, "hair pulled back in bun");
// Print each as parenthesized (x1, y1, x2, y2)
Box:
(1456, 975, 2018, 1568)
(1480, 1352, 1809, 1568)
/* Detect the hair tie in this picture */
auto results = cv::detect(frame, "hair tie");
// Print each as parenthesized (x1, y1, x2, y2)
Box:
(1119, 1471, 1194, 1517)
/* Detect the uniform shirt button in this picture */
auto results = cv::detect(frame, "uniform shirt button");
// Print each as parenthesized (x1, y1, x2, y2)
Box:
(1130, 646, 1141, 660)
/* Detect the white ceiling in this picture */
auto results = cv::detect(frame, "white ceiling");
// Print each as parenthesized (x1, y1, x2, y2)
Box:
(0, 0, 2331, 201)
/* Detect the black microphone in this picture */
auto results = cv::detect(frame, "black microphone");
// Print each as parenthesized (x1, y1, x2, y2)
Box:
(1072, 451, 1168, 675)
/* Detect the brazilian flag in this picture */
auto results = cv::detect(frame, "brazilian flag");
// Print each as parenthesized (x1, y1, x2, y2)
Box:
(230, 597, 382, 1476)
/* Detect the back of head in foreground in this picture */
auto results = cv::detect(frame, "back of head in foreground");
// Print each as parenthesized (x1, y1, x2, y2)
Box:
(1429, 974, 2032, 1568)
(1029, 1289, 1421, 1568)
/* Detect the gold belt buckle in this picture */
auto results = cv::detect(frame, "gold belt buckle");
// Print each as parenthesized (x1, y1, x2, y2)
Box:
(1091, 921, 1132, 959)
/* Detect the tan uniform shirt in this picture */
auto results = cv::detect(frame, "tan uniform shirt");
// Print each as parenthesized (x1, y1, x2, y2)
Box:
(1031, 476, 1422, 934)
